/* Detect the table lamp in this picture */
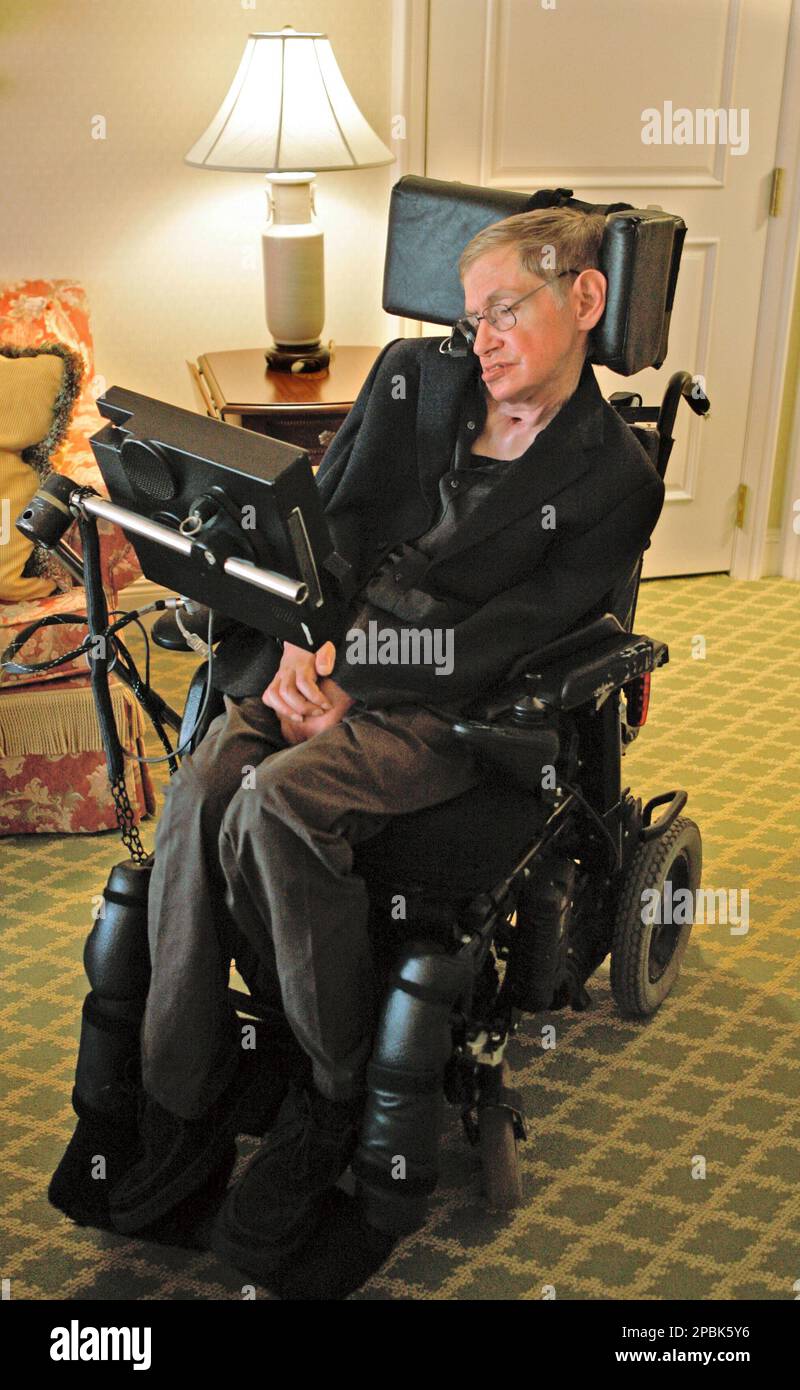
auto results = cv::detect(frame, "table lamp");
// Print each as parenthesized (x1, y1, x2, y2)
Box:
(185, 26, 394, 373)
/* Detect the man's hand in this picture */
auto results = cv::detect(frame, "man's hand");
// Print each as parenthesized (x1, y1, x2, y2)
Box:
(262, 640, 353, 743)
(279, 675, 354, 745)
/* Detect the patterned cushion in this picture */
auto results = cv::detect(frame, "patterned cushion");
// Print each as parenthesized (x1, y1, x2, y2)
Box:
(0, 280, 142, 598)
(0, 587, 92, 687)
(0, 344, 83, 602)
(0, 281, 144, 688)
(0, 670, 155, 834)
(0, 279, 96, 400)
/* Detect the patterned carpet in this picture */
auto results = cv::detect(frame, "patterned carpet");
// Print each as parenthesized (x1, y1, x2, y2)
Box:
(1, 574, 798, 1301)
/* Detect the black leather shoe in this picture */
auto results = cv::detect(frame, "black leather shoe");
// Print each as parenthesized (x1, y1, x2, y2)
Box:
(270, 1188, 397, 1300)
(233, 1015, 313, 1137)
(48, 1089, 139, 1231)
(210, 1083, 362, 1280)
(109, 1056, 289, 1235)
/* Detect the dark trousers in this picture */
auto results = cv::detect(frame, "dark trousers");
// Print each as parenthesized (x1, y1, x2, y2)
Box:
(141, 694, 480, 1116)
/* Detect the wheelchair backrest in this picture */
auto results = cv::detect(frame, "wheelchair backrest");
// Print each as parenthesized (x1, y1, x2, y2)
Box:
(382, 176, 686, 376)
(381, 176, 685, 636)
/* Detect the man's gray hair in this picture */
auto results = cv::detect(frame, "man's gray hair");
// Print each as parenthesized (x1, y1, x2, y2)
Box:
(458, 208, 607, 301)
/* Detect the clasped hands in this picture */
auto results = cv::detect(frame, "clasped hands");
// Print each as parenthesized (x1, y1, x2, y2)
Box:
(261, 640, 353, 745)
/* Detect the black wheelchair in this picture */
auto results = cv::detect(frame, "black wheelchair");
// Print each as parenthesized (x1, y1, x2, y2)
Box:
(19, 176, 708, 1242)
(150, 178, 708, 1227)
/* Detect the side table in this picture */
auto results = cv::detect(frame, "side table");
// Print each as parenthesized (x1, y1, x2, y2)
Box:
(189, 345, 382, 467)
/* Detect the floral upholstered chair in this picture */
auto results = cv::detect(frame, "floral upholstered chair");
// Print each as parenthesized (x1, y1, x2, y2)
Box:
(0, 280, 155, 834)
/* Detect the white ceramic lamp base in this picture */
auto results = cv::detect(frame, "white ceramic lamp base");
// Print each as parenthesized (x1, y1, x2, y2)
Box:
(262, 173, 329, 373)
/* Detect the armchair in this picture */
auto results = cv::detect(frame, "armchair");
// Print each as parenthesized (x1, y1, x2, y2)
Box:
(0, 280, 154, 834)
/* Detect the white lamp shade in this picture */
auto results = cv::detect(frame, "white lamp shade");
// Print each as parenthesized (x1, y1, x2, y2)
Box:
(185, 28, 394, 172)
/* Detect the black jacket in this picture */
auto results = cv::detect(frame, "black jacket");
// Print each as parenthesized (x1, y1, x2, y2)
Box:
(211, 336, 665, 706)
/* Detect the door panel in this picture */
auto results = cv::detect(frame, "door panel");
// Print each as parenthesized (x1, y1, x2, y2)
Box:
(424, 0, 791, 575)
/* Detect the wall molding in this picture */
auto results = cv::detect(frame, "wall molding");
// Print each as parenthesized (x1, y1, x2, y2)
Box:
(389, 0, 430, 338)
(762, 525, 784, 577)
(117, 577, 173, 608)
(779, 317, 800, 578)
(479, 0, 740, 191)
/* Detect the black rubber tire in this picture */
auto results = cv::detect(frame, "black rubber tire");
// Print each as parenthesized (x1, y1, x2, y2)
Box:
(479, 1062, 523, 1210)
(610, 815, 702, 1018)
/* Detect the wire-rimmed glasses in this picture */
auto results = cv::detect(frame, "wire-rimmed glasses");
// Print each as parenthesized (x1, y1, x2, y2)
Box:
(454, 268, 580, 345)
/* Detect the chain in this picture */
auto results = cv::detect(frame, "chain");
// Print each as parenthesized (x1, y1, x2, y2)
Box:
(110, 773, 151, 865)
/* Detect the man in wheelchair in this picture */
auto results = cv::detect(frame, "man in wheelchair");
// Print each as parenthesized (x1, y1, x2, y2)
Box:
(50, 204, 666, 1288)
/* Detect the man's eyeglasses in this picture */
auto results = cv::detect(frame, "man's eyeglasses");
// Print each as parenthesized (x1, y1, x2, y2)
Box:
(454, 269, 580, 344)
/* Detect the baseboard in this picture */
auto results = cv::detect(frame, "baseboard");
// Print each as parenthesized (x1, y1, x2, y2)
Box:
(117, 576, 175, 609)
(761, 527, 783, 577)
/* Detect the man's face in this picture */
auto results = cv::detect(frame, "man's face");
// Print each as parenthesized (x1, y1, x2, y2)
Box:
(461, 246, 597, 405)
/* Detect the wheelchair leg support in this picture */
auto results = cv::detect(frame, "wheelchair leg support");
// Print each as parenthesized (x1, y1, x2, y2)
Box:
(352, 943, 472, 1236)
(48, 856, 153, 1225)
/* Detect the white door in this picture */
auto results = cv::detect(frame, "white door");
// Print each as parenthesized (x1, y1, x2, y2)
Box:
(421, 0, 791, 576)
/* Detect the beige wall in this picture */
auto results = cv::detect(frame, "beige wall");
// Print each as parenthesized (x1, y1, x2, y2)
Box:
(0, 0, 397, 408)
(3, 0, 795, 548)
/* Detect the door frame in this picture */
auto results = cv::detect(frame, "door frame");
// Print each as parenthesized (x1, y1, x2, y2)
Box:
(775, 2, 800, 581)
(735, 0, 800, 579)
(390, 0, 800, 579)
(389, 0, 431, 339)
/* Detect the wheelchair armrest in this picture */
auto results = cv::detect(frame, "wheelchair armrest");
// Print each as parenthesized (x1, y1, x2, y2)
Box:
(472, 613, 626, 721)
(506, 613, 627, 680)
(524, 630, 668, 712)
(452, 627, 667, 790)
(470, 627, 668, 726)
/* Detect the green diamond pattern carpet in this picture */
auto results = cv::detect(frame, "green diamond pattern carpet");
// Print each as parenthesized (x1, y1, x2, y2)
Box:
(1, 575, 798, 1300)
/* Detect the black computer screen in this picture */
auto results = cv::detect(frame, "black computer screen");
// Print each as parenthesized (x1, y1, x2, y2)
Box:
(90, 386, 348, 648)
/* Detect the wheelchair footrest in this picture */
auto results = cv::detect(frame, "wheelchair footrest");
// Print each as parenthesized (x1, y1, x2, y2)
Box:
(480, 1068, 527, 1138)
(463, 1083, 528, 1146)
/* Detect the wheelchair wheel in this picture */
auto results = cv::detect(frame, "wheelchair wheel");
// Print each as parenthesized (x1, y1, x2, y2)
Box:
(478, 1061, 523, 1210)
(610, 815, 702, 1018)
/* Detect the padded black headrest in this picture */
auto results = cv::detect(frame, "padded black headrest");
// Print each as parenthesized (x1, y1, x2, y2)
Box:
(382, 176, 686, 376)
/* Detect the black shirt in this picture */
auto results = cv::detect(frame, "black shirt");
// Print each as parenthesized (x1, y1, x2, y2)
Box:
(210, 370, 549, 699)
(350, 440, 531, 625)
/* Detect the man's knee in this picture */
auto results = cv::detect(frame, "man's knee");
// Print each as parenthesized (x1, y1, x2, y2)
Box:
(162, 720, 254, 838)
(219, 749, 319, 855)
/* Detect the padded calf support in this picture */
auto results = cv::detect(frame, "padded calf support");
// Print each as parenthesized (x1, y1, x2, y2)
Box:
(49, 857, 153, 1225)
(73, 857, 154, 1117)
(353, 943, 472, 1235)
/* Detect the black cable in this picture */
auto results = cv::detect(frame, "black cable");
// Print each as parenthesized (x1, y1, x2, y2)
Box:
(121, 607, 216, 767)
(559, 776, 621, 869)
(0, 594, 207, 768)
(106, 630, 178, 771)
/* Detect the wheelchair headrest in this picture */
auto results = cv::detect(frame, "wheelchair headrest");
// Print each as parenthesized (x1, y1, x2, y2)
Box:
(382, 176, 686, 376)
